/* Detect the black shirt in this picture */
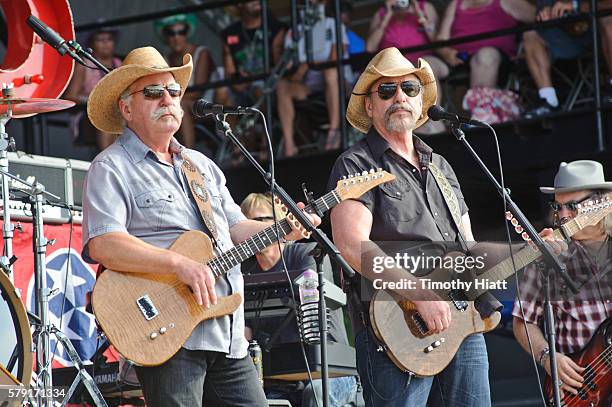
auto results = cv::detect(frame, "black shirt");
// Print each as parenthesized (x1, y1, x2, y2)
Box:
(327, 129, 501, 333)
(222, 18, 285, 77)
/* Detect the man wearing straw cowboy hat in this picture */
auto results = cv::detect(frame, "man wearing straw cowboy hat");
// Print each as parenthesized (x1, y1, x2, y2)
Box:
(328, 47, 501, 406)
(81, 46, 319, 407)
(513, 160, 612, 400)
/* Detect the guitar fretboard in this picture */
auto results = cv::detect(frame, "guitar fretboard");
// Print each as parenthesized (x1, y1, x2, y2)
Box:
(206, 190, 341, 278)
(470, 201, 610, 299)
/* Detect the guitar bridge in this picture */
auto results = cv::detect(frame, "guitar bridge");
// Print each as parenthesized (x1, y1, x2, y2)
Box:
(137, 295, 159, 321)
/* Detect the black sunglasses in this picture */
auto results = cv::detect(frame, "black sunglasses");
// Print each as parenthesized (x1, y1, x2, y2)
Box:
(354, 80, 422, 100)
(549, 192, 599, 213)
(128, 84, 182, 99)
(252, 216, 274, 222)
(164, 27, 189, 37)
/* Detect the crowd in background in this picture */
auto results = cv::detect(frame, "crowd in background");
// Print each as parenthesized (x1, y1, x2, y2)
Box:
(64, 0, 612, 163)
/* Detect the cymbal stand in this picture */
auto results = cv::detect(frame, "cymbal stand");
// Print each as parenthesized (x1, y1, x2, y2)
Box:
(29, 183, 107, 407)
(0, 88, 17, 282)
(0, 169, 107, 406)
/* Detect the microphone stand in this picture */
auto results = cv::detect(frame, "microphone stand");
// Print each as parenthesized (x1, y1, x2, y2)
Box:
(69, 40, 111, 74)
(449, 123, 578, 407)
(214, 114, 355, 407)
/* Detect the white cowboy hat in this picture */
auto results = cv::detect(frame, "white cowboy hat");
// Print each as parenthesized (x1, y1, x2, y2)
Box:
(346, 47, 437, 134)
(87, 46, 192, 134)
(540, 160, 612, 194)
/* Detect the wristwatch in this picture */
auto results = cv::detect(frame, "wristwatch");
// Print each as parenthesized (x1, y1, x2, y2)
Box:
(538, 347, 550, 366)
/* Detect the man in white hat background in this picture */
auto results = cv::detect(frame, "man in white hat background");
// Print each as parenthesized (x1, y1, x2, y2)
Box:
(327, 47, 501, 406)
(512, 160, 612, 400)
(81, 46, 319, 407)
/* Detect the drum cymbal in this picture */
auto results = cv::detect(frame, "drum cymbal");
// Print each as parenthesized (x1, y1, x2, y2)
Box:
(0, 98, 75, 117)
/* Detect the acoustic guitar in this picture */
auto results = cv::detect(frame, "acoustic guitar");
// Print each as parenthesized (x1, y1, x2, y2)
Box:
(370, 195, 612, 377)
(92, 169, 395, 366)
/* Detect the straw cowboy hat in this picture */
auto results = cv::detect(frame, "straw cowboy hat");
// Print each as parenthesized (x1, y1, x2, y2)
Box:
(87, 46, 193, 134)
(540, 160, 612, 194)
(346, 47, 437, 134)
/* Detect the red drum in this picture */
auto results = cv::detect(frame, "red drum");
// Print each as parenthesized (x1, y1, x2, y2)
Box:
(0, 0, 75, 100)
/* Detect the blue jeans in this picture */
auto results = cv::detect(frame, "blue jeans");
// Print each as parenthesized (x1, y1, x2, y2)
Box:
(134, 348, 268, 407)
(267, 376, 358, 407)
(355, 329, 491, 407)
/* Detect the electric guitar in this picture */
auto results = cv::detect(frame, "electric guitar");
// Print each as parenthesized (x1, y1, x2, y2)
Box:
(370, 195, 612, 377)
(545, 317, 611, 407)
(92, 169, 395, 366)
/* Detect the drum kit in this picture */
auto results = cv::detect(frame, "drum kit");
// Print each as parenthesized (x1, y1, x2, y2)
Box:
(1, 1, 108, 406)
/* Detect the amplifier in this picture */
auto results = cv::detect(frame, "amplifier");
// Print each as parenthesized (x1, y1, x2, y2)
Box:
(0, 152, 90, 224)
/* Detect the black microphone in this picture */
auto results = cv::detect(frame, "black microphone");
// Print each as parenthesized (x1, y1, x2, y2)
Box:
(427, 105, 487, 127)
(27, 15, 72, 56)
(193, 99, 256, 117)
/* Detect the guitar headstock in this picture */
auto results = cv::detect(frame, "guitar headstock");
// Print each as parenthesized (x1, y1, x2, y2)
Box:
(334, 169, 396, 201)
(572, 193, 612, 230)
(505, 193, 612, 241)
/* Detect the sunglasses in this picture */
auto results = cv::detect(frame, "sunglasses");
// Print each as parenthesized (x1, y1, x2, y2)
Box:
(549, 192, 599, 213)
(164, 27, 189, 38)
(354, 80, 422, 100)
(252, 216, 274, 222)
(128, 84, 182, 99)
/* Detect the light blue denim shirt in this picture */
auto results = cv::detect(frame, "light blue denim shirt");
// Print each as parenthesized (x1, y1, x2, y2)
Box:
(82, 127, 248, 359)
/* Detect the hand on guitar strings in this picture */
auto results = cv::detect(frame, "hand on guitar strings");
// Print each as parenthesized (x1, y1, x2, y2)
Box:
(175, 258, 217, 308)
(412, 300, 452, 334)
(543, 352, 585, 397)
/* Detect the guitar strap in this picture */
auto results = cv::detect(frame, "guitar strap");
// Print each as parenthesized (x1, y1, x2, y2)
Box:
(180, 151, 219, 243)
(428, 161, 468, 251)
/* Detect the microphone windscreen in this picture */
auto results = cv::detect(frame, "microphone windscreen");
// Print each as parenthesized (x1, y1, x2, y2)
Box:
(427, 105, 445, 121)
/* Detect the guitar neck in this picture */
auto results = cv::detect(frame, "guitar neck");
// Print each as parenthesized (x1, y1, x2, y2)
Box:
(471, 228, 570, 299)
(206, 190, 341, 278)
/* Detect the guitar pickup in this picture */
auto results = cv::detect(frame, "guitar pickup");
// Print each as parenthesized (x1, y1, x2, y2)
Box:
(137, 295, 159, 321)
(412, 313, 429, 335)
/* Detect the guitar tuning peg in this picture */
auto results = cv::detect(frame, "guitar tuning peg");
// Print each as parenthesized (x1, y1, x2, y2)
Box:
(521, 232, 530, 241)
(377, 168, 382, 172)
(362, 171, 368, 176)
(505, 211, 513, 220)
(341, 175, 346, 180)
(510, 218, 519, 227)
(369, 168, 375, 174)
(348, 174, 354, 178)
(515, 225, 523, 234)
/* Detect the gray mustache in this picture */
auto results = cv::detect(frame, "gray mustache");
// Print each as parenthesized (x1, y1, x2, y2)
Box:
(151, 106, 183, 121)
(385, 103, 413, 120)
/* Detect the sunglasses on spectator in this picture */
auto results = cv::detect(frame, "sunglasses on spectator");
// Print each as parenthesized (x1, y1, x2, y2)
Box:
(164, 27, 189, 37)
(252, 216, 274, 222)
(128, 83, 182, 99)
(549, 192, 599, 212)
(354, 80, 422, 100)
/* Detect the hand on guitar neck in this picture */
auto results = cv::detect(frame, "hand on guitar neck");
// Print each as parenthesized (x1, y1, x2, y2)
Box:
(179, 200, 320, 307)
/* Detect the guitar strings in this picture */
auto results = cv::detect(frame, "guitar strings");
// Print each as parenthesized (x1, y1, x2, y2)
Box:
(561, 343, 611, 406)
(134, 190, 343, 301)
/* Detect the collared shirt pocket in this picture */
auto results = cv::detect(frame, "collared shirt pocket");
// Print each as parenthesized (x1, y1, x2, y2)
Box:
(379, 180, 421, 222)
(135, 188, 177, 231)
